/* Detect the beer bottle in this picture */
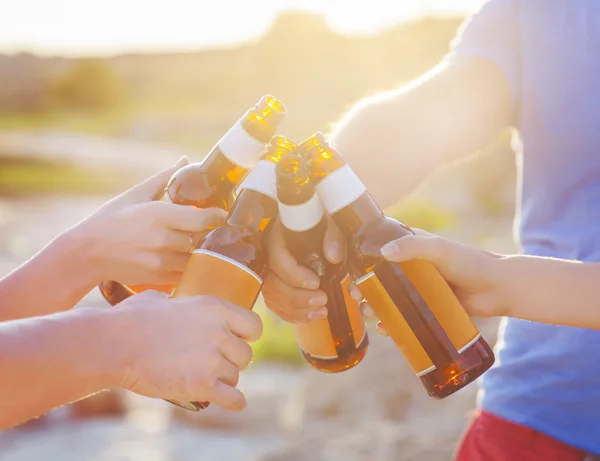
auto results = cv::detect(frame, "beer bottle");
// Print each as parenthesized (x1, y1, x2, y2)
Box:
(165, 135, 295, 411)
(99, 95, 287, 306)
(276, 150, 368, 372)
(305, 132, 495, 399)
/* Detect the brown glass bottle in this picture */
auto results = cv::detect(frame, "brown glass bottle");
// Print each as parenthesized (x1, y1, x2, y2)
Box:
(276, 151, 368, 372)
(99, 95, 287, 306)
(304, 132, 495, 399)
(165, 136, 293, 412)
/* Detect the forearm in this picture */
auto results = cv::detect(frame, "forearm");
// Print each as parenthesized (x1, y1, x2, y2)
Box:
(0, 228, 99, 321)
(495, 256, 600, 330)
(0, 308, 123, 429)
(330, 57, 512, 208)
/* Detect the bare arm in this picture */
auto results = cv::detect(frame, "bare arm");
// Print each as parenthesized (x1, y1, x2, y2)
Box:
(0, 158, 226, 322)
(0, 307, 121, 429)
(378, 232, 600, 331)
(0, 291, 261, 430)
(497, 256, 600, 330)
(329, 56, 513, 208)
(264, 57, 514, 322)
(0, 231, 98, 321)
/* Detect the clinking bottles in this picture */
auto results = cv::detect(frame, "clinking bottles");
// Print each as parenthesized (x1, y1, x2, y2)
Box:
(165, 135, 295, 412)
(276, 152, 368, 372)
(99, 95, 287, 306)
(304, 132, 495, 399)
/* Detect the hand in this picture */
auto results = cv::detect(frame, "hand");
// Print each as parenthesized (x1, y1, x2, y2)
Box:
(69, 157, 227, 286)
(351, 229, 505, 336)
(262, 217, 345, 324)
(113, 290, 262, 411)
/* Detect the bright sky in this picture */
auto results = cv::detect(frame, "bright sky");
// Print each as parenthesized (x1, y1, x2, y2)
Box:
(0, 0, 484, 57)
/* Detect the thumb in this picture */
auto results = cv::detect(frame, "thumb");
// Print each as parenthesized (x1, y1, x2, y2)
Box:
(380, 234, 449, 266)
(323, 217, 345, 264)
(123, 156, 190, 204)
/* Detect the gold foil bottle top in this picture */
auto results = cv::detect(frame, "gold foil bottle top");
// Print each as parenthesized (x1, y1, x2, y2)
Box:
(263, 135, 297, 163)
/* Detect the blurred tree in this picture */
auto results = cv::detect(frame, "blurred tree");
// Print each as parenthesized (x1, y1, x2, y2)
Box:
(49, 60, 125, 110)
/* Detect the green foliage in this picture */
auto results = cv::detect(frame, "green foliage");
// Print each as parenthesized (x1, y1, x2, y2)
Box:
(48, 60, 125, 111)
(387, 198, 455, 232)
(0, 156, 129, 196)
(252, 298, 304, 365)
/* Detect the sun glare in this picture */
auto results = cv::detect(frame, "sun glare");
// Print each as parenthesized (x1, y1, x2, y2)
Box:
(0, 0, 483, 56)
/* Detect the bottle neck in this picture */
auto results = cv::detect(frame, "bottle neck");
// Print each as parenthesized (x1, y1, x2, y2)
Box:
(227, 188, 278, 234)
(331, 192, 385, 236)
(316, 164, 384, 236)
(279, 193, 326, 261)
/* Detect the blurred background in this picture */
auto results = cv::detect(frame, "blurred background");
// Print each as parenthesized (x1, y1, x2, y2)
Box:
(0, 1, 517, 460)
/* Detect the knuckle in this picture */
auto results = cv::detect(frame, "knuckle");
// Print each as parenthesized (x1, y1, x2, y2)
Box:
(196, 374, 218, 393)
(143, 253, 163, 272)
(216, 325, 232, 345)
(154, 229, 172, 249)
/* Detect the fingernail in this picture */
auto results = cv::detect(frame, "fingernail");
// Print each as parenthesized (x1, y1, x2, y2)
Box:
(325, 241, 343, 263)
(376, 322, 390, 337)
(307, 308, 328, 320)
(361, 303, 375, 318)
(303, 279, 320, 290)
(349, 286, 363, 302)
(174, 156, 189, 168)
(380, 242, 398, 259)
(308, 294, 327, 307)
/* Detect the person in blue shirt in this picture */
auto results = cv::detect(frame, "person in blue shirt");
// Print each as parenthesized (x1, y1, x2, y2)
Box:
(264, 1, 600, 459)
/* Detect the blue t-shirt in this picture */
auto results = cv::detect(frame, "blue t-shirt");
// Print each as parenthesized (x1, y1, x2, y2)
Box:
(450, 0, 600, 455)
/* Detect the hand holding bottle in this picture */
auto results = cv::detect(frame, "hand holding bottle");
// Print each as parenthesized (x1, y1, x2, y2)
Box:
(348, 229, 507, 336)
(115, 290, 262, 411)
(72, 157, 227, 289)
(262, 217, 345, 324)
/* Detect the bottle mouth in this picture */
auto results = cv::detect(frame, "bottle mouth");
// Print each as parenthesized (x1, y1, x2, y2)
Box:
(276, 154, 313, 204)
(260, 95, 287, 115)
(268, 135, 297, 152)
(297, 131, 327, 156)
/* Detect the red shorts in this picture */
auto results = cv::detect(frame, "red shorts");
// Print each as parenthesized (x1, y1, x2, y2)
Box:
(454, 410, 596, 461)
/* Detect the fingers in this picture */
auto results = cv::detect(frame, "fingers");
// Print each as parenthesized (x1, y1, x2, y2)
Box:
(207, 380, 247, 412)
(267, 220, 320, 290)
(143, 252, 190, 274)
(153, 230, 196, 253)
(221, 334, 253, 371)
(380, 233, 449, 264)
(215, 357, 240, 388)
(323, 217, 345, 264)
(348, 281, 363, 302)
(223, 303, 263, 343)
(151, 205, 228, 234)
(262, 272, 328, 323)
(376, 321, 390, 337)
(124, 156, 190, 204)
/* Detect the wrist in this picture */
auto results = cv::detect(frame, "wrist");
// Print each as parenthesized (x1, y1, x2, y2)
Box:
(486, 254, 520, 318)
(86, 307, 134, 389)
(58, 223, 104, 287)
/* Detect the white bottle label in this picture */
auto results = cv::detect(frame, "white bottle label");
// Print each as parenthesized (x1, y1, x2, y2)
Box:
(316, 164, 367, 214)
(279, 193, 324, 232)
(236, 160, 277, 200)
(217, 121, 267, 169)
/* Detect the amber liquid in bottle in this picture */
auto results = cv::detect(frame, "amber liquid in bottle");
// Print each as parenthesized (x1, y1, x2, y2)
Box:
(276, 153, 368, 373)
(306, 132, 494, 399)
(165, 136, 293, 411)
(99, 96, 287, 306)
